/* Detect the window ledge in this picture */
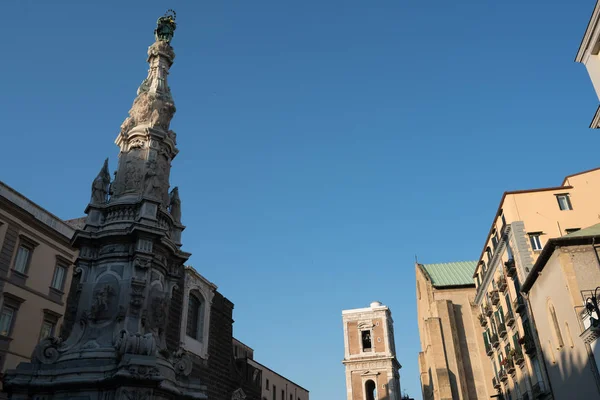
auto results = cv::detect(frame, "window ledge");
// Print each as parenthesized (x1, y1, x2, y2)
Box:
(48, 287, 64, 303)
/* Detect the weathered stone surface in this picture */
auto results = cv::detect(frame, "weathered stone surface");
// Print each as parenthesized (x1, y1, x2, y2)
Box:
(3, 12, 205, 400)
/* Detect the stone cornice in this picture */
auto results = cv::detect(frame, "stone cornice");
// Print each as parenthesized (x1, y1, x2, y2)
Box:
(0, 182, 75, 240)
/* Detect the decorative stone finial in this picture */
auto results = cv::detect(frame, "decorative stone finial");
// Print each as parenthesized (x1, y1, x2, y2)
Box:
(90, 158, 111, 204)
(155, 10, 177, 43)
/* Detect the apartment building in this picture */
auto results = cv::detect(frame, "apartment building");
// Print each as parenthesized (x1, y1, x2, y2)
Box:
(416, 261, 494, 399)
(576, 0, 600, 128)
(0, 181, 77, 397)
(472, 167, 600, 399)
(247, 357, 309, 400)
(521, 224, 600, 399)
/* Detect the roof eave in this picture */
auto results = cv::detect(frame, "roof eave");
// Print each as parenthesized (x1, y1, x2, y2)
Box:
(576, 0, 600, 63)
(521, 234, 600, 293)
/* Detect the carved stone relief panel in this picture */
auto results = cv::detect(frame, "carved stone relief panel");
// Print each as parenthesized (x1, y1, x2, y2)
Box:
(89, 274, 120, 323)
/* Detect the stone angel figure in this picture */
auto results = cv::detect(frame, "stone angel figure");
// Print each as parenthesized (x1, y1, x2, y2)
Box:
(169, 187, 181, 223)
(91, 158, 111, 204)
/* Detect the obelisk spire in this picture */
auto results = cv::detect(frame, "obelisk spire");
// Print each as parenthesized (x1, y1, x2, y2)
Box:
(110, 10, 180, 208)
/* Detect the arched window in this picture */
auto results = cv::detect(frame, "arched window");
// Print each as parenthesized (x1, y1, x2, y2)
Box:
(548, 302, 564, 349)
(365, 380, 376, 400)
(565, 322, 574, 348)
(186, 291, 205, 342)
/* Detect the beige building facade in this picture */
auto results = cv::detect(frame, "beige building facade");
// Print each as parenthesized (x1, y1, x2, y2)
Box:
(471, 167, 600, 399)
(247, 357, 309, 400)
(0, 181, 77, 396)
(342, 301, 402, 400)
(416, 261, 494, 400)
(576, 0, 600, 128)
(521, 224, 600, 399)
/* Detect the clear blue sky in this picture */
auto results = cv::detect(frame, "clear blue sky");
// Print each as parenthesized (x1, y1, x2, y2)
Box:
(2, 0, 600, 398)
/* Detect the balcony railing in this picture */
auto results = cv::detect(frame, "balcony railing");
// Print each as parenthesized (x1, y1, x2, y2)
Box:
(505, 310, 515, 327)
(484, 305, 493, 317)
(492, 377, 501, 390)
(513, 296, 526, 315)
(505, 357, 515, 374)
(490, 290, 500, 305)
(479, 314, 488, 328)
(497, 276, 508, 293)
(491, 333, 500, 348)
(532, 382, 545, 397)
(505, 259, 517, 278)
(498, 322, 507, 338)
(499, 368, 508, 382)
(512, 348, 525, 366)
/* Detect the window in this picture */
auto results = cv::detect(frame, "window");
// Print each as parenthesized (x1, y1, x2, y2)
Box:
(272, 385, 276, 400)
(506, 244, 514, 261)
(556, 194, 573, 211)
(476, 274, 481, 288)
(505, 293, 512, 313)
(266, 379, 269, 390)
(0, 306, 15, 336)
(290, 395, 292, 400)
(565, 322, 574, 348)
(281, 390, 284, 400)
(13, 245, 31, 274)
(548, 302, 564, 349)
(365, 379, 376, 400)
(486, 247, 493, 263)
(566, 228, 581, 235)
(51, 264, 67, 291)
(39, 320, 55, 341)
(529, 233, 543, 251)
(362, 330, 372, 351)
(531, 357, 546, 391)
(186, 292, 204, 341)
(0, 293, 25, 337)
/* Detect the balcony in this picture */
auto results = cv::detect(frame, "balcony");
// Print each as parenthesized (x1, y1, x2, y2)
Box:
(498, 322, 507, 338)
(497, 276, 508, 293)
(490, 290, 500, 306)
(505, 310, 515, 327)
(512, 348, 525, 366)
(523, 335, 537, 356)
(532, 382, 545, 398)
(505, 357, 516, 374)
(478, 314, 488, 327)
(505, 259, 517, 278)
(484, 305, 493, 317)
(491, 333, 500, 348)
(486, 343, 493, 356)
(499, 368, 508, 382)
(513, 296, 526, 315)
(492, 377, 501, 390)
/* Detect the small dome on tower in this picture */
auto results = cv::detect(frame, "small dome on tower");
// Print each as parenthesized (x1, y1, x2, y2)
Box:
(370, 301, 382, 308)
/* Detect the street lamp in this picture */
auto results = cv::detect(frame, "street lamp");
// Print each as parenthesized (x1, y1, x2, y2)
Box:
(585, 287, 600, 328)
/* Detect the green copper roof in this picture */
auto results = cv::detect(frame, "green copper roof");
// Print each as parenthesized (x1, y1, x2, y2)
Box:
(564, 223, 600, 238)
(420, 261, 478, 287)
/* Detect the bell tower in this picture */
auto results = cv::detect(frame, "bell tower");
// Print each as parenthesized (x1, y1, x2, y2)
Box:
(342, 301, 402, 400)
